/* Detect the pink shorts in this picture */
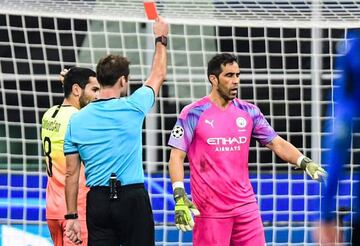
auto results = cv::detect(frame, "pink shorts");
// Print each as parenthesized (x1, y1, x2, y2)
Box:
(47, 219, 88, 246)
(193, 209, 266, 246)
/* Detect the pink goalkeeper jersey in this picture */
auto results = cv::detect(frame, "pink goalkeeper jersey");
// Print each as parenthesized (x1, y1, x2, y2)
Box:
(168, 96, 277, 218)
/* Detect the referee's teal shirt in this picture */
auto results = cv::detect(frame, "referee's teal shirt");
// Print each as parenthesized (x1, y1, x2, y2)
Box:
(64, 86, 154, 187)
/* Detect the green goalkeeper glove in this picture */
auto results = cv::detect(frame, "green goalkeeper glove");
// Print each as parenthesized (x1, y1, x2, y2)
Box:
(299, 156, 327, 182)
(173, 187, 200, 232)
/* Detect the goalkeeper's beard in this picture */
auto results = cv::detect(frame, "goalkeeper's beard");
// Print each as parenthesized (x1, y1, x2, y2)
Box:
(217, 86, 237, 101)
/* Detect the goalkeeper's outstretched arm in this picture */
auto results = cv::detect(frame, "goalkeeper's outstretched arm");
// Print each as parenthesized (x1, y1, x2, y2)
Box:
(169, 148, 200, 231)
(266, 136, 327, 182)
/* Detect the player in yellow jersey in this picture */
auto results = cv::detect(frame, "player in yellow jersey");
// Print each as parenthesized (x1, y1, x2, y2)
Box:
(41, 67, 100, 246)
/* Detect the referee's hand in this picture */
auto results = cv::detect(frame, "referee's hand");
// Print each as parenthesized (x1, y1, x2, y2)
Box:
(65, 219, 82, 245)
(153, 16, 169, 37)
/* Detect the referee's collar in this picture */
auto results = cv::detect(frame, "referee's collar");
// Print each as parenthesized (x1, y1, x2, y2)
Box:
(92, 97, 117, 103)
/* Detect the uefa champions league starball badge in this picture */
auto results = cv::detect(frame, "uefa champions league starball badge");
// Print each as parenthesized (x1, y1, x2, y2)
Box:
(171, 125, 184, 139)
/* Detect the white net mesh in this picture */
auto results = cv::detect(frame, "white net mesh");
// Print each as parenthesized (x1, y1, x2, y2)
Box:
(0, 0, 359, 245)
(2, 0, 360, 27)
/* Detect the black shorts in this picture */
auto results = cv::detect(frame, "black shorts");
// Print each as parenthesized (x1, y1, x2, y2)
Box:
(86, 183, 155, 246)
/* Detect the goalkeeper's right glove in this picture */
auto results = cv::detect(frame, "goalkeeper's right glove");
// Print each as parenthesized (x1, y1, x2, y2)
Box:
(299, 156, 327, 182)
(173, 187, 200, 232)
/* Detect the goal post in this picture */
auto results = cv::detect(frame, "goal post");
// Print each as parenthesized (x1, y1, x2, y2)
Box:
(0, 0, 359, 245)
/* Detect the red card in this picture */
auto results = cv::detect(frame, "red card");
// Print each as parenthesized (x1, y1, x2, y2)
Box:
(144, 1, 158, 20)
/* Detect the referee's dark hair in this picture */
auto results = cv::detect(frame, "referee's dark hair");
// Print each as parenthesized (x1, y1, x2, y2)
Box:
(207, 53, 238, 84)
(63, 67, 96, 98)
(96, 54, 130, 87)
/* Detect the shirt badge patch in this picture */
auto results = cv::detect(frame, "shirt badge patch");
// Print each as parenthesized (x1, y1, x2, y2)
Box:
(171, 125, 184, 139)
(236, 117, 247, 129)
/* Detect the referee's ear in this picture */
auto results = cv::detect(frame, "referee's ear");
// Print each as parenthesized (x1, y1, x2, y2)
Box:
(118, 76, 128, 88)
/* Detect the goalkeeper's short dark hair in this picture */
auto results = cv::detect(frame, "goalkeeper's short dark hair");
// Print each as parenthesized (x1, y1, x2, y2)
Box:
(207, 53, 238, 83)
(63, 67, 96, 98)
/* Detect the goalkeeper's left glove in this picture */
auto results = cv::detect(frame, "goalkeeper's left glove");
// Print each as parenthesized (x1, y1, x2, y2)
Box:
(173, 187, 200, 232)
(299, 156, 327, 182)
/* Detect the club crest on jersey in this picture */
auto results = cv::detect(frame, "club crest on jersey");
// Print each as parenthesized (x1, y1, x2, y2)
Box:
(236, 117, 247, 129)
(171, 125, 184, 139)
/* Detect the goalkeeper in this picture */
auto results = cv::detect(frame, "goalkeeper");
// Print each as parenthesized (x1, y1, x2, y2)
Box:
(168, 53, 327, 245)
(315, 30, 360, 245)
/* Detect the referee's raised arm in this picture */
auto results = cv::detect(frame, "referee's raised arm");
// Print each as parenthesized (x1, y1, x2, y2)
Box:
(144, 16, 169, 97)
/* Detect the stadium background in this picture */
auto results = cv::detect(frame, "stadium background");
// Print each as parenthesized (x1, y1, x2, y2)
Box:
(0, 0, 359, 245)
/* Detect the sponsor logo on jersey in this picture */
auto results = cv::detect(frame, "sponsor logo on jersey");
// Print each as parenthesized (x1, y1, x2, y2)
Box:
(207, 136, 247, 152)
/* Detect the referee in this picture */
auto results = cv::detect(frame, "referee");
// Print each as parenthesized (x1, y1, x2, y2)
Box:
(63, 16, 168, 246)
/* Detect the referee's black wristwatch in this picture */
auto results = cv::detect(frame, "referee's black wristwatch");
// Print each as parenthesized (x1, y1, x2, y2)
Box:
(155, 35, 167, 47)
(64, 213, 78, 220)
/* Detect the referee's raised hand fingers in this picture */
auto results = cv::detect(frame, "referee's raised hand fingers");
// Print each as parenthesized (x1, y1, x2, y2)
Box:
(153, 16, 168, 37)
